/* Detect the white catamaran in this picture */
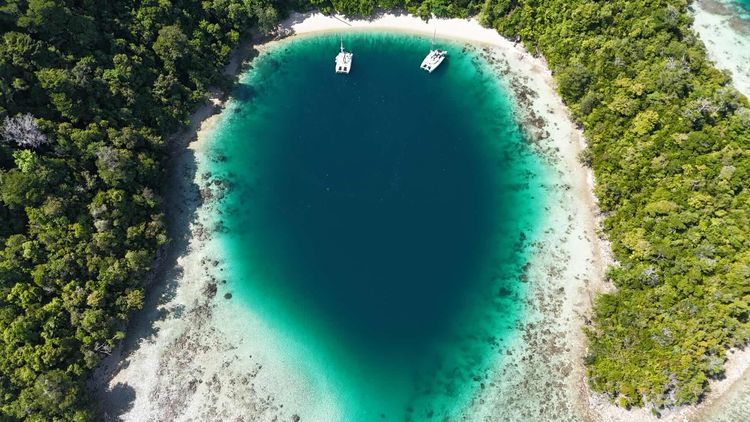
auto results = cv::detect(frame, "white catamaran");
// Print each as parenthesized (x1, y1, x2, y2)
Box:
(335, 39, 353, 74)
(420, 30, 447, 73)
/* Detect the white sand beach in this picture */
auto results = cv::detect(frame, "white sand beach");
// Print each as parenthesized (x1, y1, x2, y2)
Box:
(693, 0, 750, 98)
(92, 11, 747, 421)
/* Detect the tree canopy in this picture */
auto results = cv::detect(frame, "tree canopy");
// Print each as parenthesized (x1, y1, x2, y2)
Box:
(481, 0, 750, 411)
(0, 0, 283, 419)
(1, 0, 749, 419)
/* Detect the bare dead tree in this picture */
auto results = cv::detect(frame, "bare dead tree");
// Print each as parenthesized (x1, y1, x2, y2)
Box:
(1, 113, 49, 149)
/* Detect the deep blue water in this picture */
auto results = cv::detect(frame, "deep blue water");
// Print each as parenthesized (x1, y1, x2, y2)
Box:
(207, 33, 547, 420)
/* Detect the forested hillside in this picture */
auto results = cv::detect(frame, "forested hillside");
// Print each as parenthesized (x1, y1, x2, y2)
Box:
(0, 1, 280, 419)
(1, 0, 749, 419)
(481, 0, 750, 411)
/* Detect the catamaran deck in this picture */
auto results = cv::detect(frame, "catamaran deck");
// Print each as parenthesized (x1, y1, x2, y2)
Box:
(335, 42, 353, 74)
(420, 49, 447, 73)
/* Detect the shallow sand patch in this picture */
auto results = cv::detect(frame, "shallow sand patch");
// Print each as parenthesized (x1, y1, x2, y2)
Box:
(693, 0, 750, 97)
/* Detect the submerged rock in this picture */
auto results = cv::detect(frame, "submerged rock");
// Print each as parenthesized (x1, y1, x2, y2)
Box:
(203, 282, 217, 299)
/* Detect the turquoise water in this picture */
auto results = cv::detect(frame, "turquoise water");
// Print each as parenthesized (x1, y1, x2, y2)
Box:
(207, 33, 547, 420)
(722, 0, 750, 18)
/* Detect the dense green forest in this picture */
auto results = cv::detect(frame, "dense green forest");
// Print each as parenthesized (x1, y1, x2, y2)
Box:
(482, 0, 750, 411)
(0, 0, 282, 419)
(1, 0, 748, 419)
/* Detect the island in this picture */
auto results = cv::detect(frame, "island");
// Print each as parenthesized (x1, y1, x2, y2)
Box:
(0, 1, 748, 421)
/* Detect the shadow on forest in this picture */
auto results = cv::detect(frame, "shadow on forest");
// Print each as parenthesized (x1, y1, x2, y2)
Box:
(90, 38, 260, 419)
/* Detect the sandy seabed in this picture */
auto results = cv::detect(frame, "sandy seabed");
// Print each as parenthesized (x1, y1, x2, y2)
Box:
(693, 0, 750, 99)
(92, 11, 749, 421)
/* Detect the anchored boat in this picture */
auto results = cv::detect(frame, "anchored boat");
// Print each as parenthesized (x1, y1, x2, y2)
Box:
(335, 39, 353, 74)
(420, 30, 447, 73)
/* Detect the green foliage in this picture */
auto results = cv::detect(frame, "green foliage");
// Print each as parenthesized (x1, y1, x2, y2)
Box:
(253, 0, 282, 34)
(558, 64, 593, 102)
(311, 0, 479, 19)
(2, 0, 748, 418)
(152, 25, 190, 67)
(480, 0, 750, 410)
(0, 0, 282, 419)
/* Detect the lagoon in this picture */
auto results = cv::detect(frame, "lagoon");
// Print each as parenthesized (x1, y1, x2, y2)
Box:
(205, 33, 547, 420)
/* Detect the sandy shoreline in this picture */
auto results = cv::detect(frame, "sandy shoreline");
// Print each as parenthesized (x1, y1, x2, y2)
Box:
(91, 38, 316, 421)
(92, 11, 746, 421)
(693, 0, 750, 98)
